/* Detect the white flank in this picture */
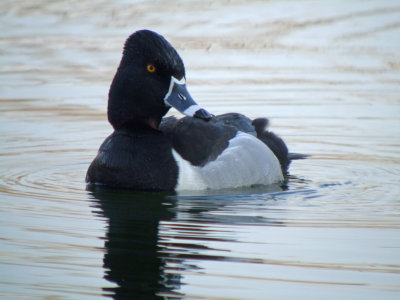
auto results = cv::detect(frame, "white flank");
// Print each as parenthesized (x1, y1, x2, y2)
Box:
(172, 132, 283, 191)
(172, 150, 207, 190)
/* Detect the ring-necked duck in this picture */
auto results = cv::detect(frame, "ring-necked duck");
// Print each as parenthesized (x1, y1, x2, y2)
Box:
(86, 30, 302, 191)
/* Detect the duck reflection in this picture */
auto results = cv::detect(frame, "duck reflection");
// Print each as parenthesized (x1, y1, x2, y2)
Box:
(89, 184, 286, 299)
(89, 187, 183, 299)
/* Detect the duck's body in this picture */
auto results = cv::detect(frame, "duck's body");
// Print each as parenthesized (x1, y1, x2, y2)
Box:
(86, 30, 298, 191)
(87, 113, 284, 190)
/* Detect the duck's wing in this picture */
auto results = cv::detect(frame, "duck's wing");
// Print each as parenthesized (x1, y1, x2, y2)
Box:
(159, 116, 237, 167)
(208, 113, 290, 173)
(160, 113, 308, 175)
(212, 113, 311, 172)
(160, 114, 288, 170)
(160, 115, 283, 189)
(209, 113, 257, 136)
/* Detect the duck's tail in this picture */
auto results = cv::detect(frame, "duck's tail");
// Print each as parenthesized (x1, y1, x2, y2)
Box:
(288, 153, 310, 160)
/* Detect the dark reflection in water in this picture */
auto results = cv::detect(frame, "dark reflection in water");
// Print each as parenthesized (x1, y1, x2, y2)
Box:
(89, 187, 182, 299)
(88, 184, 286, 299)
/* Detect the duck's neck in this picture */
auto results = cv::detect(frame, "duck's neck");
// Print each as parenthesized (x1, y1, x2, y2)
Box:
(107, 98, 167, 131)
(143, 117, 161, 130)
(117, 117, 162, 132)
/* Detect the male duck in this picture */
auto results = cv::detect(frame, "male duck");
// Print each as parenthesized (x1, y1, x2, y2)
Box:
(86, 30, 297, 191)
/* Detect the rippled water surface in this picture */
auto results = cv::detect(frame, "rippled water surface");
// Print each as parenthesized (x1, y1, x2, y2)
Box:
(1, 1, 400, 299)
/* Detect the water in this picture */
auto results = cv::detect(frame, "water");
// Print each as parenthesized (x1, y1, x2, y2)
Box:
(1, 0, 400, 299)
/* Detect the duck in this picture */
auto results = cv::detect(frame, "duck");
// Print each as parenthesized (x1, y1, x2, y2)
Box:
(86, 30, 302, 191)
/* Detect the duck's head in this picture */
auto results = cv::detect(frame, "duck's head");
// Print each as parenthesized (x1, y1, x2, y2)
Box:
(108, 30, 211, 129)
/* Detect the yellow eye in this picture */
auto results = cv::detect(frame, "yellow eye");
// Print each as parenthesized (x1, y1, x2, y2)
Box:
(147, 64, 156, 73)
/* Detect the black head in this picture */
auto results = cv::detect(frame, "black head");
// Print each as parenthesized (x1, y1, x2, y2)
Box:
(107, 30, 210, 130)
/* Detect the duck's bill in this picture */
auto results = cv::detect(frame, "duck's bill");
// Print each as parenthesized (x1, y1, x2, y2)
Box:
(164, 77, 212, 121)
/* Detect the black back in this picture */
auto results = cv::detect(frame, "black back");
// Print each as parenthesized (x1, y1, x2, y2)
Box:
(210, 113, 256, 135)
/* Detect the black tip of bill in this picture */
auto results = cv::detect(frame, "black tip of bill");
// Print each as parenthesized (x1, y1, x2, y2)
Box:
(194, 108, 212, 121)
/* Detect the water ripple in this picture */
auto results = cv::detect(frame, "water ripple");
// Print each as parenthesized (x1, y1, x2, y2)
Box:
(1, 0, 400, 299)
